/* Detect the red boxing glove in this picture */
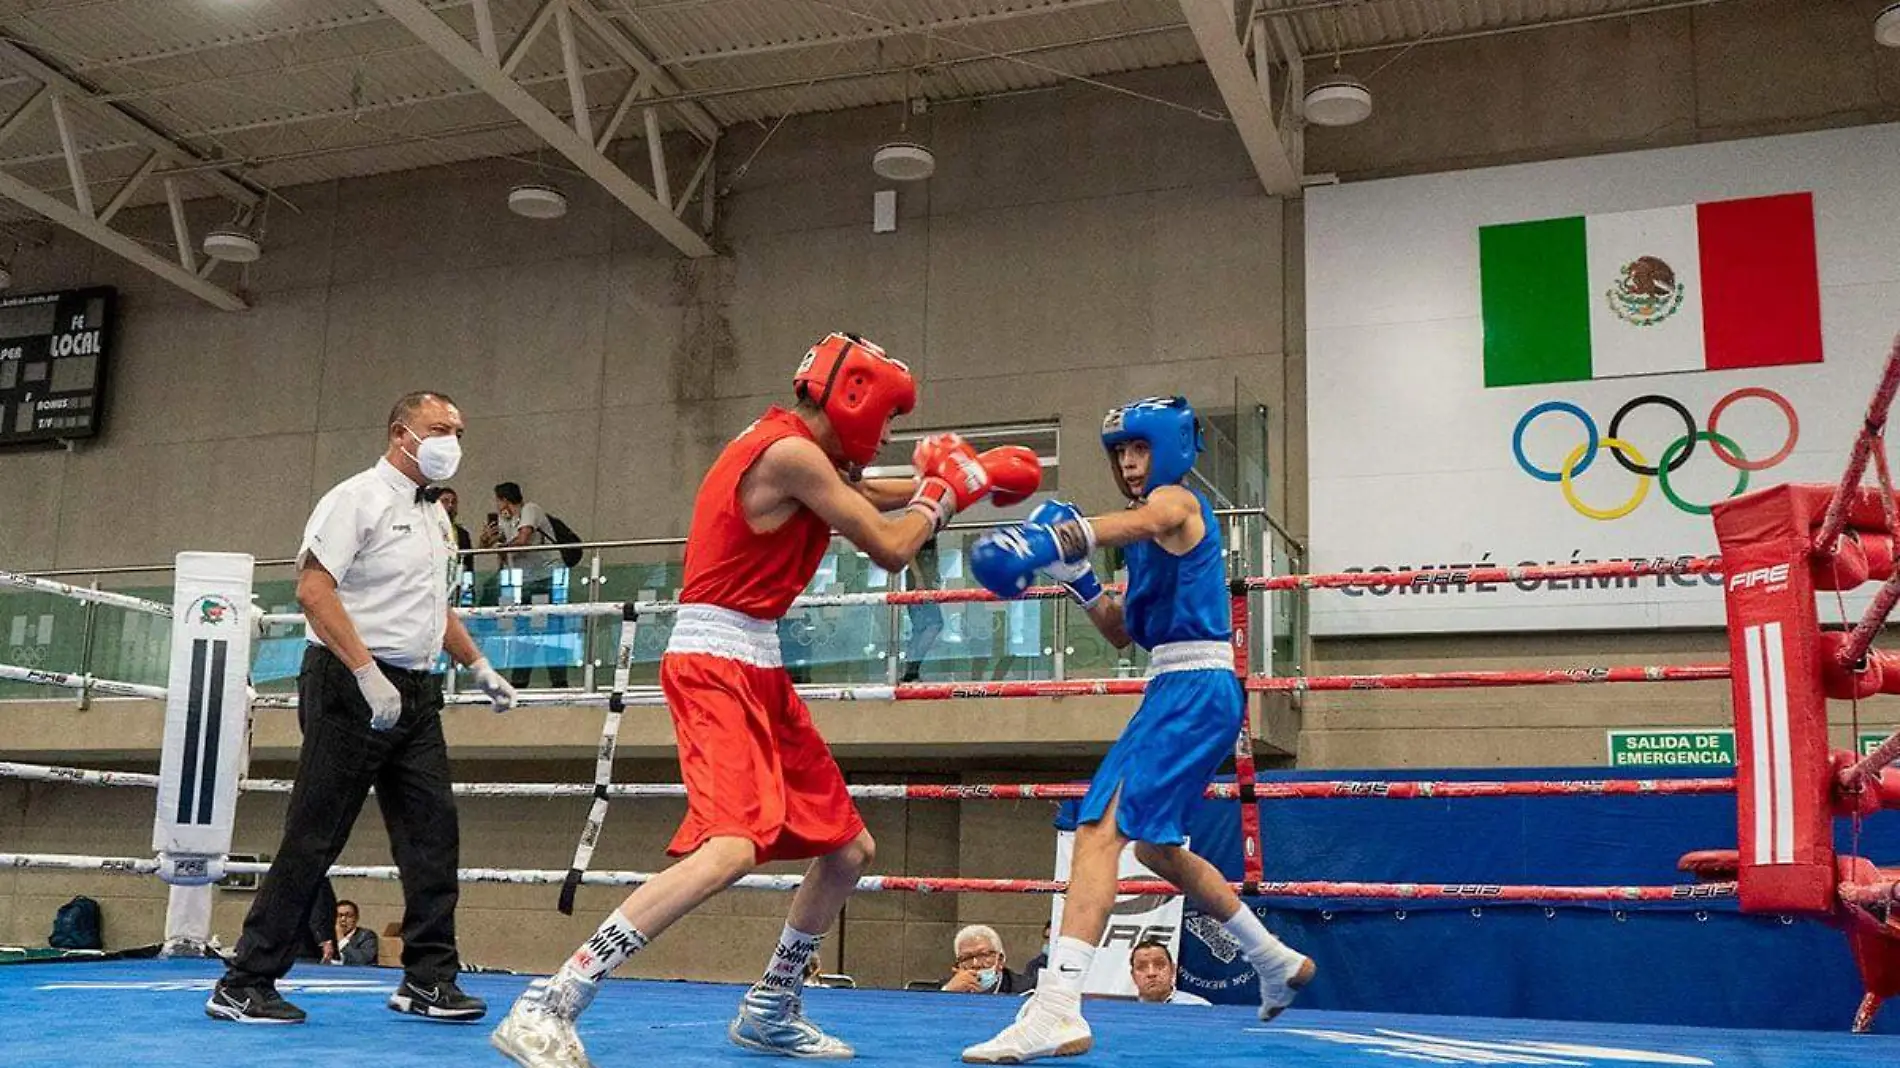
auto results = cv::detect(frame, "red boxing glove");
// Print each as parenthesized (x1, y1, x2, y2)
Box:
(912, 433, 992, 511)
(980, 446, 1042, 508)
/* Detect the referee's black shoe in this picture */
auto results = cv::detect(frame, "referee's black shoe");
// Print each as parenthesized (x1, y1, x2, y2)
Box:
(388, 977, 487, 1021)
(204, 980, 306, 1024)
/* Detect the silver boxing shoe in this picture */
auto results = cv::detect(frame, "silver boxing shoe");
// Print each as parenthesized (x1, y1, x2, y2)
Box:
(490, 975, 599, 1068)
(728, 983, 855, 1059)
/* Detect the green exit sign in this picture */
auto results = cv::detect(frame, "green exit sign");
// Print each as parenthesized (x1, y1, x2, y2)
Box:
(1606, 729, 1736, 768)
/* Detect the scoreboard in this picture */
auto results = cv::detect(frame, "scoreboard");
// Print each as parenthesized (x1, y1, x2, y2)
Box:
(0, 286, 115, 445)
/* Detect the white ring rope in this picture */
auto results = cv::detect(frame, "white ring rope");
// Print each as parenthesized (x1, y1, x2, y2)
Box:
(0, 662, 169, 700)
(252, 585, 1084, 629)
(0, 852, 841, 891)
(0, 569, 171, 618)
(0, 761, 1062, 800)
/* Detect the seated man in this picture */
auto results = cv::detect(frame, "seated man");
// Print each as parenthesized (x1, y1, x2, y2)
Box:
(942, 924, 1033, 994)
(1129, 938, 1209, 1005)
(332, 900, 380, 967)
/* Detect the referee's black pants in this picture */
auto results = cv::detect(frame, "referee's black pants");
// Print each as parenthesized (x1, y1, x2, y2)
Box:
(223, 646, 462, 988)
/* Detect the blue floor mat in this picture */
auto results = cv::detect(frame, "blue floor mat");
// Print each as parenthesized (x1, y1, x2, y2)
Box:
(1, 958, 1893, 1067)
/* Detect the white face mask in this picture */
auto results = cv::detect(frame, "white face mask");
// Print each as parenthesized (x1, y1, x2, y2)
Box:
(403, 425, 462, 482)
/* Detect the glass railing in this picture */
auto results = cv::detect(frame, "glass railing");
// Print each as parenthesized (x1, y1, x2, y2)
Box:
(0, 509, 1306, 701)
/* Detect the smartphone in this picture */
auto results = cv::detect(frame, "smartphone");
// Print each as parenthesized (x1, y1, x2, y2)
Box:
(486, 512, 499, 526)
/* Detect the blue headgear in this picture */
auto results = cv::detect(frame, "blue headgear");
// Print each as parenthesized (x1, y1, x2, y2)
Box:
(1101, 396, 1203, 499)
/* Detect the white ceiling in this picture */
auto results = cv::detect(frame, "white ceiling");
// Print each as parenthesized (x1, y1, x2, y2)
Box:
(0, 0, 1734, 218)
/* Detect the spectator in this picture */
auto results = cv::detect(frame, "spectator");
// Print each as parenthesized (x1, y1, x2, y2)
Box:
(900, 538, 944, 683)
(1129, 938, 1209, 1005)
(331, 900, 380, 967)
(435, 487, 476, 606)
(1021, 921, 1051, 989)
(482, 481, 570, 689)
(942, 925, 1032, 994)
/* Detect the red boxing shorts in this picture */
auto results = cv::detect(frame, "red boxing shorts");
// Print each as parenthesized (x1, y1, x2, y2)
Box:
(660, 607, 863, 862)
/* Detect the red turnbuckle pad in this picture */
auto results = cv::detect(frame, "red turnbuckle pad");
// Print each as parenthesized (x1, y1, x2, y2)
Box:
(1819, 631, 1900, 700)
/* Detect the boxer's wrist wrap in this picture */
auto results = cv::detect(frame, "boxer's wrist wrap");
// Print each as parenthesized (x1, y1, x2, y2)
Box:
(907, 477, 956, 533)
(1052, 517, 1095, 564)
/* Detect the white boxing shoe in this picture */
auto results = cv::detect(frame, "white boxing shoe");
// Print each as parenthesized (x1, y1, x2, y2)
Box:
(489, 976, 598, 1068)
(961, 990, 1092, 1064)
(1256, 954, 1316, 1021)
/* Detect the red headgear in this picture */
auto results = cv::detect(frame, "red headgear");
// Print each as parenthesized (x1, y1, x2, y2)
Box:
(793, 332, 916, 467)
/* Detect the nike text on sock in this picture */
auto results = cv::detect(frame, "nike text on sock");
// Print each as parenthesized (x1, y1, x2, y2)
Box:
(759, 925, 823, 991)
(561, 912, 649, 983)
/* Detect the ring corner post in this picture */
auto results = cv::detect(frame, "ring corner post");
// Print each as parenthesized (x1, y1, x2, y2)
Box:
(153, 551, 255, 956)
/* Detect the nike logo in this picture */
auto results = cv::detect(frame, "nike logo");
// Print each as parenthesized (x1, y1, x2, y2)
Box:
(410, 985, 441, 1003)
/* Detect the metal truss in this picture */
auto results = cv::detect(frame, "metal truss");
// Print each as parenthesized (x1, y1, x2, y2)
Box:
(1178, 0, 1304, 196)
(379, 0, 719, 258)
(0, 40, 264, 311)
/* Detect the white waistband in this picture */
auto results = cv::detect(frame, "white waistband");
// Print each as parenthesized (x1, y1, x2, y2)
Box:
(1147, 640, 1235, 676)
(665, 604, 783, 669)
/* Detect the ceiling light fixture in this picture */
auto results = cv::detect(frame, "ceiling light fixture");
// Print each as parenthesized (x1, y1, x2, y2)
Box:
(1877, 3, 1900, 47)
(508, 182, 568, 219)
(1303, 6, 1373, 127)
(202, 226, 261, 263)
(873, 68, 935, 181)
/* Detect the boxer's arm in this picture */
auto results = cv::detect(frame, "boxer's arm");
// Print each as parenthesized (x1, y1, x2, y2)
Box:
(857, 477, 919, 512)
(1084, 594, 1132, 650)
(768, 439, 935, 571)
(297, 561, 376, 671)
(1062, 485, 1201, 554)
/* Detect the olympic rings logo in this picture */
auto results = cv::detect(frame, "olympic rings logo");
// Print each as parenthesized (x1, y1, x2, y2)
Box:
(1511, 388, 1799, 520)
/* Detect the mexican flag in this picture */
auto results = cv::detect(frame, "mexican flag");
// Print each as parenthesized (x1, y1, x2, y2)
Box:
(1480, 192, 1822, 388)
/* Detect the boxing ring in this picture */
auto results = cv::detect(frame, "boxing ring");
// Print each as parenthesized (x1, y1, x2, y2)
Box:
(0, 955, 1882, 1068)
(8, 343, 1900, 1066)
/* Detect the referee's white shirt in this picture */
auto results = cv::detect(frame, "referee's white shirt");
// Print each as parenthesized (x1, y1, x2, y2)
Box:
(298, 458, 458, 669)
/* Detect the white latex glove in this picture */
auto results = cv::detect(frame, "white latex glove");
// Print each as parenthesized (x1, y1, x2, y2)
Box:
(470, 657, 517, 713)
(352, 661, 403, 731)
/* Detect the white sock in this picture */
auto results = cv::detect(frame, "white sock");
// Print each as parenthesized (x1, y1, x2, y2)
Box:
(758, 924, 823, 993)
(1221, 908, 1303, 974)
(558, 910, 648, 984)
(1042, 936, 1096, 996)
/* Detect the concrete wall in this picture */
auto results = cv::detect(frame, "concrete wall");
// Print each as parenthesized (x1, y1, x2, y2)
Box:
(0, 64, 1288, 574)
(0, 64, 1270, 982)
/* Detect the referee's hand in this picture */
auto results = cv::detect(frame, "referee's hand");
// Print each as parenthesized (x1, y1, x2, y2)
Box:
(351, 661, 404, 731)
(470, 658, 518, 713)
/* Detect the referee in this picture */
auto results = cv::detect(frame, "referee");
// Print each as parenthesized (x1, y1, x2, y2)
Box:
(207, 390, 517, 1025)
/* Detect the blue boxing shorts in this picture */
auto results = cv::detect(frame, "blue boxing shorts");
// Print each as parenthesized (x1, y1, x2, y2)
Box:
(1074, 641, 1243, 846)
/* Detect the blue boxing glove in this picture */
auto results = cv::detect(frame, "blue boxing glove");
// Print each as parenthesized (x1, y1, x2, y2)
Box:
(1027, 500, 1103, 608)
(970, 524, 1062, 599)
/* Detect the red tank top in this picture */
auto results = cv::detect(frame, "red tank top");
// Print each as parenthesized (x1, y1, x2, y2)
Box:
(678, 406, 834, 619)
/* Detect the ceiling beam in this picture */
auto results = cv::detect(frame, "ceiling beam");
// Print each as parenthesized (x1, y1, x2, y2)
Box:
(0, 39, 260, 207)
(570, 0, 718, 142)
(1178, 0, 1300, 197)
(0, 166, 245, 310)
(640, 0, 1130, 67)
(372, 0, 714, 257)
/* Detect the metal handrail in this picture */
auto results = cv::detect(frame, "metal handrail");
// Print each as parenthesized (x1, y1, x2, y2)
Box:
(7, 506, 1306, 704)
(22, 507, 1284, 578)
